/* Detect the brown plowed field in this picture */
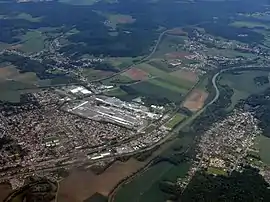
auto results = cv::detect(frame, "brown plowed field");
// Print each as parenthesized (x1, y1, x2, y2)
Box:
(183, 89, 208, 112)
(57, 159, 145, 202)
(124, 68, 149, 81)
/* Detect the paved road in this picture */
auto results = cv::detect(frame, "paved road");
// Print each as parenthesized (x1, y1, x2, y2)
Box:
(91, 22, 209, 83)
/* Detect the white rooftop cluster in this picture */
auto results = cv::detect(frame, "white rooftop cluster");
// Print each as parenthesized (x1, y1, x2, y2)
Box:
(70, 86, 92, 95)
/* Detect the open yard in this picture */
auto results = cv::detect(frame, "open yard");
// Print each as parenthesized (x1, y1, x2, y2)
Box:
(183, 89, 208, 112)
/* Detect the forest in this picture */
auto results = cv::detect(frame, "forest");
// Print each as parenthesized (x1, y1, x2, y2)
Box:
(0, 0, 268, 57)
(181, 167, 270, 202)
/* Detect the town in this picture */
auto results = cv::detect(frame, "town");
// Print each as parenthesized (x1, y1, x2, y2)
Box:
(178, 109, 270, 190)
(0, 86, 172, 186)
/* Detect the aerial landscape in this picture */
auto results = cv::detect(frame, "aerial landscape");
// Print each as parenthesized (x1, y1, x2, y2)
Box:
(1, 0, 270, 201)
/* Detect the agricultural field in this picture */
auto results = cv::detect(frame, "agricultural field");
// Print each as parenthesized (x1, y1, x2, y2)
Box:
(170, 69, 199, 83)
(136, 63, 195, 89)
(183, 89, 209, 112)
(104, 87, 129, 97)
(14, 12, 42, 22)
(254, 135, 270, 165)
(0, 65, 41, 102)
(153, 35, 188, 58)
(0, 42, 9, 51)
(114, 133, 195, 202)
(230, 20, 270, 29)
(107, 57, 138, 69)
(148, 59, 175, 72)
(165, 113, 186, 130)
(18, 31, 47, 53)
(106, 14, 136, 30)
(204, 47, 257, 59)
(123, 81, 184, 102)
(58, 0, 101, 5)
(219, 70, 270, 111)
(58, 159, 146, 202)
(114, 162, 191, 202)
(106, 62, 198, 103)
(123, 68, 150, 81)
(102, 74, 135, 86)
(82, 68, 116, 81)
(206, 167, 228, 176)
(167, 28, 188, 36)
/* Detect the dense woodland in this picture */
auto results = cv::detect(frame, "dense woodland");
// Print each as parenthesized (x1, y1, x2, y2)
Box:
(0, 0, 268, 57)
(181, 167, 270, 202)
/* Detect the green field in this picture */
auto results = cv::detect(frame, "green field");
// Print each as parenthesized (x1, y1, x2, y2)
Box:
(114, 134, 194, 202)
(255, 135, 270, 165)
(107, 57, 139, 69)
(125, 81, 183, 102)
(59, 0, 100, 5)
(153, 35, 187, 58)
(82, 68, 115, 81)
(148, 78, 187, 93)
(205, 47, 257, 59)
(0, 42, 9, 51)
(219, 70, 270, 110)
(148, 59, 176, 72)
(115, 62, 197, 103)
(165, 113, 186, 129)
(15, 13, 42, 22)
(230, 21, 270, 29)
(0, 80, 38, 102)
(19, 31, 46, 53)
(137, 63, 194, 89)
(102, 74, 135, 85)
(207, 167, 228, 176)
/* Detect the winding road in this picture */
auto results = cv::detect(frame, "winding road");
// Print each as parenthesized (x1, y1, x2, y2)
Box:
(92, 22, 209, 83)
